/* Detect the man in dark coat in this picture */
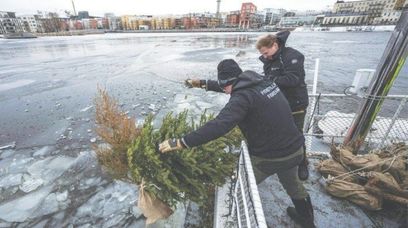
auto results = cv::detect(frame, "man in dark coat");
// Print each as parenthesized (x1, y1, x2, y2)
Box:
(256, 31, 310, 181)
(160, 59, 315, 228)
(185, 31, 310, 181)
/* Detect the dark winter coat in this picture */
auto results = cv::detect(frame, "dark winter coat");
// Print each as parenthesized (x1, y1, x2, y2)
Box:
(182, 71, 304, 159)
(259, 31, 309, 112)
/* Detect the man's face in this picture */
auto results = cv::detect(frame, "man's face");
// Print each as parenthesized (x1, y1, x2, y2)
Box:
(259, 42, 279, 59)
(223, 85, 233, 94)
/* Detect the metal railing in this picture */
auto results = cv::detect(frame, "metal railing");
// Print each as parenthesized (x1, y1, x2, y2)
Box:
(231, 141, 267, 228)
(214, 141, 267, 228)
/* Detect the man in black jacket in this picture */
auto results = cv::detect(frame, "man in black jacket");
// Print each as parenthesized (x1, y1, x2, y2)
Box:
(160, 59, 315, 228)
(256, 31, 310, 181)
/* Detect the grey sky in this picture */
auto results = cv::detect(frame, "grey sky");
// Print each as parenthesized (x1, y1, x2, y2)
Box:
(1, 0, 337, 16)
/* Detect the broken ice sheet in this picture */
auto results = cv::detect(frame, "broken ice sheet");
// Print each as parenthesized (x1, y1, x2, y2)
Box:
(0, 142, 16, 150)
(0, 186, 53, 222)
(19, 174, 44, 193)
(27, 156, 76, 185)
(0, 173, 23, 189)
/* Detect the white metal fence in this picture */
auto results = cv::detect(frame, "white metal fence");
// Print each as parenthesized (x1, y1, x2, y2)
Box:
(214, 141, 267, 228)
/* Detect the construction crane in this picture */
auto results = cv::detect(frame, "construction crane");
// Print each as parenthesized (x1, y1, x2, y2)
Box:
(71, 0, 77, 16)
(216, 0, 221, 19)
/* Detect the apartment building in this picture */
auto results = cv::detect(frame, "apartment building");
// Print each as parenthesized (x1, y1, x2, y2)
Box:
(333, 0, 406, 24)
(0, 11, 24, 34)
(239, 2, 257, 29)
(18, 15, 38, 33)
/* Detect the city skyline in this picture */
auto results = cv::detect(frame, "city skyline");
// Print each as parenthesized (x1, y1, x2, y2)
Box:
(2, 0, 336, 16)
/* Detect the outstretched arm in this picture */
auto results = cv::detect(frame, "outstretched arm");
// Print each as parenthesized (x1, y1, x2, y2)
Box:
(185, 79, 224, 93)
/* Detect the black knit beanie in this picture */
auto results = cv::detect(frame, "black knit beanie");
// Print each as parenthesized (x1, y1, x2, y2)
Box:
(217, 59, 242, 87)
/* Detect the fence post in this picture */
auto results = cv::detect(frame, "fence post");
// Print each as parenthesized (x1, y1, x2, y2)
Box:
(378, 97, 408, 148)
(304, 58, 320, 152)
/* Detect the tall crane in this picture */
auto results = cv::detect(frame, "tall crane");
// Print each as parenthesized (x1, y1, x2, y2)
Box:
(216, 0, 221, 19)
(71, 0, 77, 16)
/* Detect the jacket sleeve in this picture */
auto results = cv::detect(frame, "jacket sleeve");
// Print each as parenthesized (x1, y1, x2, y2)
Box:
(182, 93, 250, 147)
(275, 53, 305, 88)
(206, 80, 224, 93)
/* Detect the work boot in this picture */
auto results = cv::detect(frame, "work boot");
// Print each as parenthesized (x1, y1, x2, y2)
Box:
(287, 196, 315, 228)
(298, 148, 309, 180)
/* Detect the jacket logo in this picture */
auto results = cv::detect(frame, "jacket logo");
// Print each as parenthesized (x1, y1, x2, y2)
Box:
(270, 67, 280, 71)
(260, 84, 280, 99)
(291, 59, 298, 64)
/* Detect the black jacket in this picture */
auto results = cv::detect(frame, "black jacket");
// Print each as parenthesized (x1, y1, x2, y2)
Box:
(259, 31, 308, 112)
(182, 71, 304, 159)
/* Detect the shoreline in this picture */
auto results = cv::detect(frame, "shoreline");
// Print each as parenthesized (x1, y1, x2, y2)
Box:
(1, 24, 395, 38)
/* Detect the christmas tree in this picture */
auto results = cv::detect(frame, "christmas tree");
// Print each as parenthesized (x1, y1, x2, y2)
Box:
(94, 88, 242, 223)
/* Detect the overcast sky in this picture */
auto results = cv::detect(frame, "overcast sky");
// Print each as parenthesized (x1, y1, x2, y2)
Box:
(2, 0, 337, 16)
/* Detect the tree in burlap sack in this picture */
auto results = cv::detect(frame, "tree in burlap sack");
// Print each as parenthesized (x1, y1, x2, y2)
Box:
(94, 88, 242, 224)
(127, 111, 241, 224)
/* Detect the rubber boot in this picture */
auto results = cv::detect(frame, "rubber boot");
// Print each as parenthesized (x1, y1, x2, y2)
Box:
(287, 196, 315, 228)
(298, 146, 309, 181)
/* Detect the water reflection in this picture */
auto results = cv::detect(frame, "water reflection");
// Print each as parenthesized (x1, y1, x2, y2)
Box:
(224, 34, 251, 48)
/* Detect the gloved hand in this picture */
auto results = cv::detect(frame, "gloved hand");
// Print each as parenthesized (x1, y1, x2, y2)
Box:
(159, 138, 185, 153)
(185, 79, 205, 88)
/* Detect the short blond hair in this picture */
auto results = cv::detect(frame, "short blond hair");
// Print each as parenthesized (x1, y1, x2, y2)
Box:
(256, 34, 278, 50)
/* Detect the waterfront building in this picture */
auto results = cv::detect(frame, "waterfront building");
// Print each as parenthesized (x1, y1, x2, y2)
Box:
(34, 12, 66, 33)
(333, 0, 406, 24)
(18, 15, 38, 33)
(373, 9, 402, 24)
(321, 11, 369, 26)
(78, 11, 90, 20)
(137, 15, 153, 30)
(121, 15, 138, 30)
(263, 8, 286, 25)
(104, 13, 121, 30)
(0, 11, 24, 34)
(239, 2, 257, 29)
(82, 18, 98, 30)
(161, 17, 176, 29)
(278, 14, 317, 28)
(225, 11, 240, 27)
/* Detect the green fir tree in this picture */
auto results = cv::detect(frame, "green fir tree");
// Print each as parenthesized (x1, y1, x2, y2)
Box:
(127, 110, 242, 208)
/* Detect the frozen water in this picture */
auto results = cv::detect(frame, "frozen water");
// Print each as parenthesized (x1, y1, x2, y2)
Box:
(27, 156, 76, 185)
(0, 186, 52, 222)
(56, 190, 68, 202)
(0, 173, 23, 189)
(5, 155, 34, 174)
(74, 180, 140, 226)
(195, 100, 214, 109)
(19, 174, 44, 193)
(0, 79, 35, 92)
(31, 192, 60, 218)
(80, 105, 93, 112)
(33, 146, 54, 157)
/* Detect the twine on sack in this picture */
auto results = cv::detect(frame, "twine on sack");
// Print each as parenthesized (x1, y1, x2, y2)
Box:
(328, 152, 407, 183)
